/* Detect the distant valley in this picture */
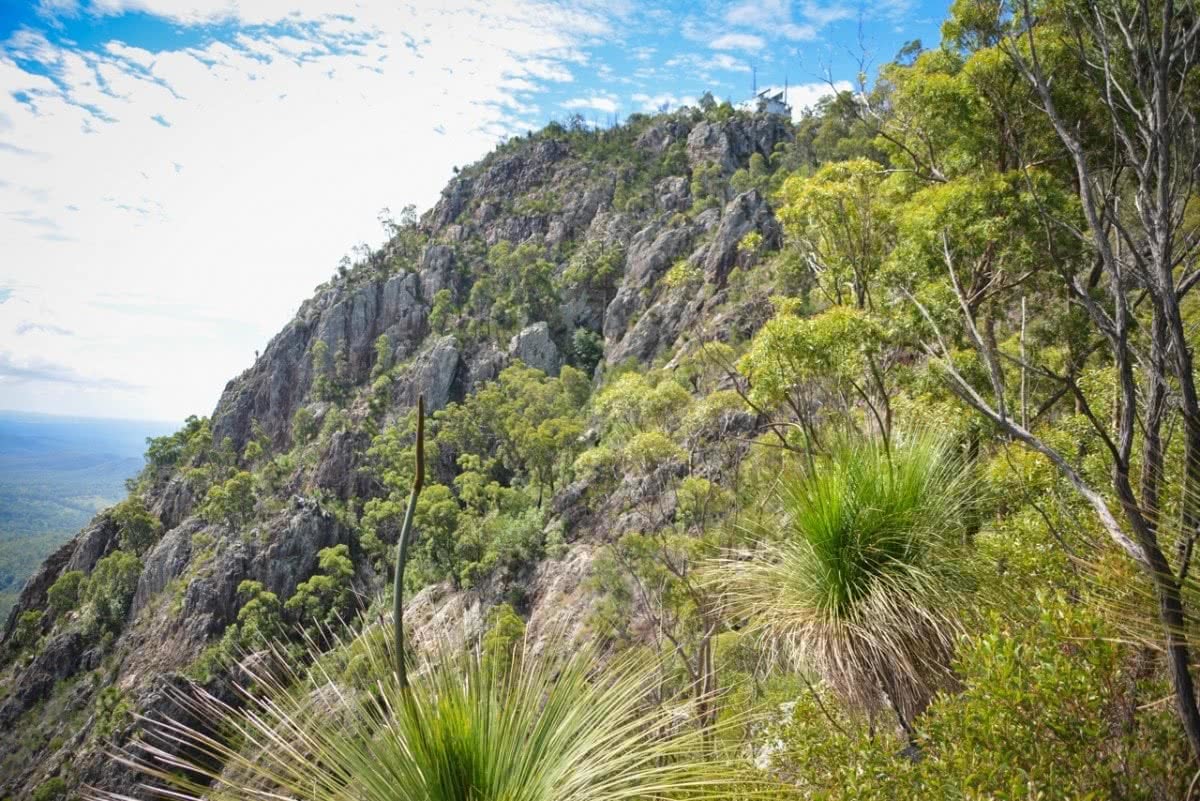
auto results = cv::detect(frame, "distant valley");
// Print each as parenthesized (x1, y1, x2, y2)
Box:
(0, 411, 174, 619)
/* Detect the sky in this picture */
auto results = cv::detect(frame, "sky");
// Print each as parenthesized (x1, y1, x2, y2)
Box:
(0, 0, 946, 425)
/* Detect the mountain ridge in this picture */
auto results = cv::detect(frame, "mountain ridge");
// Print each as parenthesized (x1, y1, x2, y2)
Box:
(0, 104, 798, 798)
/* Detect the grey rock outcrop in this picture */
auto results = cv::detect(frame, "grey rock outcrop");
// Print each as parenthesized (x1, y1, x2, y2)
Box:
(603, 222, 696, 342)
(703, 190, 781, 285)
(0, 631, 85, 727)
(64, 514, 119, 575)
(686, 117, 792, 174)
(418, 244, 456, 299)
(634, 117, 692, 154)
(131, 519, 201, 615)
(656, 176, 691, 212)
(509, 322, 563, 376)
(394, 335, 462, 411)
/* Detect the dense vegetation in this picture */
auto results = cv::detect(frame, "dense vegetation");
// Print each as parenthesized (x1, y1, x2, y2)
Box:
(4, 0, 1200, 798)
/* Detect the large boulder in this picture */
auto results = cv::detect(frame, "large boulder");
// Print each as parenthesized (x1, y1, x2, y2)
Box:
(509, 322, 563, 376)
(394, 335, 462, 412)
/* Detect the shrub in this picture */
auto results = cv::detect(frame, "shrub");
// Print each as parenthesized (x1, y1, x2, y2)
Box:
(570, 328, 604, 377)
(93, 687, 133, 741)
(31, 778, 66, 801)
(10, 610, 42, 652)
(82, 550, 142, 636)
(482, 603, 526, 674)
(292, 407, 317, 445)
(47, 571, 85, 618)
(285, 544, 355, 629)
(200, 471, 256, 528)
(111, 497, 162, 555)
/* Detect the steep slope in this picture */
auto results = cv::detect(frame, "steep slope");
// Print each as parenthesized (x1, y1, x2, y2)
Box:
(0, 106, 796, 799)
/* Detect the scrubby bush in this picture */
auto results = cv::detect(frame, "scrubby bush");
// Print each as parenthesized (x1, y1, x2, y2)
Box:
(47, 570, 85, 618)
(111, 497, 162, 555)
(81, 550, 142, 636)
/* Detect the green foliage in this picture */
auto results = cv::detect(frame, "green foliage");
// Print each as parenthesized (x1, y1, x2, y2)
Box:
(593, 372, 691, 440)
(471, 240, 559, 333)
(93, 687, 132, 741)
(569, 328, 604, 377)
(110, 497, 161, 555)
(776, 158, 897, 310)
(722, 433, 975, 724)
(622, 431, 685, 475)
(199, 471, 256, 529)
(740, 303, 885, 413)
(291, 407, 317, 445)
(730, 152, 771, 194)
(311, 339, 334, 402)
(436, 363, 587, 498)
(285, 544, 355, 628)
(689, 160, 724, 210)
(560, 240, 624, 306)
(10, 609, 42, 652)
(456, 505, 547, 589)
(142, 415, 212, 482)
(770, 594, 1189, 799)
(428, 288, 456, 334)
(662, 259, 702, 290)
(379, 204, 426, 271)
(81, 550, 142, 636)
(481, 603, 526, 674)
(219, 579, 285, 656)
(371, 334, 393, 379)
(47, 570, 84, 618)
(31, 778, 66, 801)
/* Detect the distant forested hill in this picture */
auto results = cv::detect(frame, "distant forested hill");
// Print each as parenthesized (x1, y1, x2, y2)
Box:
(0, 411, 174, 618)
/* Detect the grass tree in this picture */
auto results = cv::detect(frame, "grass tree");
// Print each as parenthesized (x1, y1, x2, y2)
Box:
(721, 432, 976, 738)
(102, 630, 744, 801)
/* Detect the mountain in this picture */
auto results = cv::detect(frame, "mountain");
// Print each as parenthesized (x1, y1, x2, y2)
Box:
(0, 107, 800, 798)
(3, 44, 1195, 793)
(0, 412, 174, 621)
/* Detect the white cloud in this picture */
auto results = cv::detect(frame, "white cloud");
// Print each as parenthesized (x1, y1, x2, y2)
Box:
(722, 0, 820, 41)
(0, 1, 608, 420)
(631, 91, 696, 112)
(756, 80, 854, 118)
(563, 93, 618, 113)
(801, 2, 857, 26)
(711, 54, 750, 73)
(710, 33, 765, 51)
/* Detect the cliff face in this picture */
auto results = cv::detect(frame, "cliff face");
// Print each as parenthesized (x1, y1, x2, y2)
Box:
(0, 108, 791, 799)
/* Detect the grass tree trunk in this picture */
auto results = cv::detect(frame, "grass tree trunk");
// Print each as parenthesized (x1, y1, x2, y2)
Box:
(393, 395, 425, 688)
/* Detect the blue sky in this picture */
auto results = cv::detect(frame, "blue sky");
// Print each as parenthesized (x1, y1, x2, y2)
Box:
(0, 0, 946, 423)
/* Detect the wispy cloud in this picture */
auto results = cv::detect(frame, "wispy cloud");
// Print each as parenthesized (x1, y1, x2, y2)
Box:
(563, 93, 619, 113)
(710, 33, 766, 51)
(15, 321, 73, 336)
(631, 91, 697, 112)
(0, 351, 140, 390)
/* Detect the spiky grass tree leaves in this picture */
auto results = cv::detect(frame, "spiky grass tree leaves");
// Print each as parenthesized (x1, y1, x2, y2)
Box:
(102, 632, 753, 801)
(721, 432, 976, 727)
